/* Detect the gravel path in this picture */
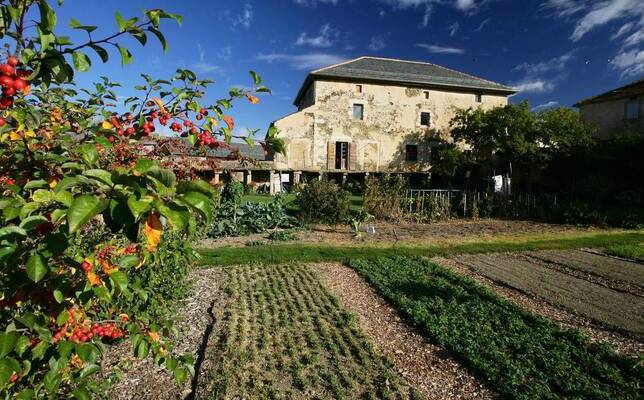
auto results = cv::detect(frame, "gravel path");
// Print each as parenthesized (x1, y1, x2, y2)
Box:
(314, 262, 497, 400)
(102, 268, 229, 400)
(434, 256, 644, 356)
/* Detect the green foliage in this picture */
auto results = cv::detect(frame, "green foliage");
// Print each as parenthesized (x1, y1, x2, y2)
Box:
(346, 209, 374, 237)
(351, 256, 643, 399)
(206, 197, 299, 238)
(221, 180, 244, 206)
(267, 229, 298, 242)
(363, 175, 406, 220)
(295, 179, 351, 224)
(604, 243, 644, 262)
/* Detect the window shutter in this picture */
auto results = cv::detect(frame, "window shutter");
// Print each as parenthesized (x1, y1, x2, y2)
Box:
(327, 141, 335, 170)
(349, 142, 357, 171)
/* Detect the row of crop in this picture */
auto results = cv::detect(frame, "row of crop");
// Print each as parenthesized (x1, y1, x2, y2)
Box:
(350, 256, 643, 400)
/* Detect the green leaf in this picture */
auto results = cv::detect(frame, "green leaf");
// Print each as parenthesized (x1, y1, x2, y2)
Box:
(67, 195, 109, 233)
(180, 191, 214, 222)
(148, 27, 168, 53)
(158, 203, 190, 231)
(174, 367, 187, 385)
(14, 336, 30, 357)
(0, 357, 20, 384)
(26, 253, 47, 283)
(31, 340, 49, 360)
(136, 340, 149, 358)
(23, 180, 48, 190)
(83, 169, 113, 186)
(134, 158, 155, 174)
(165, 357, 178, 371)
(53, 290, 65, 305)
(118, 255, 140, 269)
(145, 167, 176, 188)
(72, 51, 91, 72)
(79, 143, 98, 167)
(115, 11, 126, 31)
(79, 364, 100, 379)
(32, 189, 53, 203)
(109, 270, 128, 292)
(69, 18, 97, 32)
(117, 44, 133, 66)
(127, 195, 153, 221)
(0, 332, 19, 358)
(16, 389, 35, 400)
(19, 215, 48, 230)
(76, 343, 100, 363)
(0, 225, 27, 239)
(250, 70, 262, 86)
(129, 28, 147, 46)
(177, 180, 216, 197)
(44, 370, 61, 394)
(38, 0, 57, 32)
(72, 387, 91, 400)
(89, 44, 109, 63)
(54, 191, 73, 207)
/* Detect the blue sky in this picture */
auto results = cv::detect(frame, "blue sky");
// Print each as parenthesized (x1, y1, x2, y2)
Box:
(38, 1, 644, 136)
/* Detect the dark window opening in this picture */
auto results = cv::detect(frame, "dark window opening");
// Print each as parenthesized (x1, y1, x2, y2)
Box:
(475, 93, 482, 103)
(406, 144, 418, 162)
(353, 104, 364, 120)
(423, 91, 429, 99)
(420, 112, 431, 126)
(335, 142, 349, 170)
(626, 98, 639, 119)
(355, 84, 363, 94)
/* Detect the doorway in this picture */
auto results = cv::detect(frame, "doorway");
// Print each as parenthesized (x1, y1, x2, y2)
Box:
(335, 141, 349, 170)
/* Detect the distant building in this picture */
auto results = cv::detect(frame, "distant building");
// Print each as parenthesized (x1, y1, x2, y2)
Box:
(574, 79, 644, 140)
(272, 56, 515, 182)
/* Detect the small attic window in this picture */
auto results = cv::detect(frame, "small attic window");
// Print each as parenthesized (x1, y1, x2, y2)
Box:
(475, 93, 483, 103)
(355, 84, 363, 94)
(423, 91, 429, 99)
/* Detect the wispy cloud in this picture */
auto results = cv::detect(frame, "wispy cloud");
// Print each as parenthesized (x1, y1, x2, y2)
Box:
(228, 3, 254, 30)
(192, 43, 224, 74)
(610, 49, 644, 78)
(514, 51, 574, 75)
(293, 0, 339, 6)
(368, 35, 388, 51)
(416, 43, 465, 54)
(448, 21, 460, 36)
(532, 101, 559, 111)
(512, 79, 556, 94)
(474, 17, 491, 32)
(256, 52, 347, 70)
(295, 24, 338, 48)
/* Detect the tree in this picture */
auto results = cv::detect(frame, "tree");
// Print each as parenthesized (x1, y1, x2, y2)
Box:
(0, 1, 280, 397)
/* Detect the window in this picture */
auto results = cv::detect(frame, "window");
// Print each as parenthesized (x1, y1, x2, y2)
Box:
(626, 98, 639, 119)
(335, 142, 349, 170)
(353, 104, 364, 120)
(423, 91, 429, 99)
(405, 144, 418, 162)
(420, 112, 431, 126)
(355, 84, 363, 94)
(475, 93, 482, 103)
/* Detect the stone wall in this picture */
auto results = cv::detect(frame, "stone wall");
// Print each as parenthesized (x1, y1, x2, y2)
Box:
(273, 79, 508, 172)
(579, 96, 643, 140)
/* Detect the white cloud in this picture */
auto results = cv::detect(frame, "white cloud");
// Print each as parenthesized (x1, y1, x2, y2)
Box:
(570, 0, 642, 42)
(474, 17, 491, 31)
(448, 21, 460, 36)
(219, 46, 232, 61)
(416, 43, 465, 54)
(514, 52, 574, 75)
(512, 79, 556, 93)
(228, 3, 254, 30)
(611, 22, 634, 40)
(532, 101, 559, 111)
(368, 36, 388, 51)
(539, 0, 585, 17)
(293, 0, 339, 6)
(610, 49, 644, 77)
(256, 52, 347, 70)
(192, 43, 224, 74)
(296, 24, 337, 47)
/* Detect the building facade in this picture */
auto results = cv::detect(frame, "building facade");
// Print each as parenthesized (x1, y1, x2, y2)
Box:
(272, 57, 515, 181)
(575, 79, 644, 140)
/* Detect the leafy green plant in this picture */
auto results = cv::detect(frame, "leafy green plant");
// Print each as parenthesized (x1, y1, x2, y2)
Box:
(351, 256, 643, 399)
(267, 229, 298, 242)
(295, 179, 351, 224)
(363, 175, 406, 220)
(346, 209, 374, 237)
(207, 197, 299, 238)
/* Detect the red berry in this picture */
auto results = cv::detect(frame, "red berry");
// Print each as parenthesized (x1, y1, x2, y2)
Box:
(6, 178, 15, 185)
(117, 128, 124, 136)
(0, 117, 6, 126)
(108, 136, 115, 143)
(9, 373, 18, 383)
(12, 79, 27, 91)
(0, 76, 13, 88)
(196, 114, 203, 121)
(16, 70, 30, 78)
(0, 97, 13, 108)
(0, 64, 14, 76)
(125, 127, 135, 135)
(3, 86, 15, 96)
(200, 108, 208, 115)
(146, 100, 154, 107)
(81, 261, 92, 272)
(7, 56, 19, 67)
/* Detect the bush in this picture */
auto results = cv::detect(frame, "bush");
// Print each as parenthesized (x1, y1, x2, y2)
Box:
(364, 175, 407, 220)
(295, 179, 351, 224)
(221, 179, 244, 206)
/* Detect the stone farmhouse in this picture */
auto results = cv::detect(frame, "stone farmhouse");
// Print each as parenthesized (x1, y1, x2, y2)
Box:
(272, 56, 516, 185)
(574, 79, 644, 140)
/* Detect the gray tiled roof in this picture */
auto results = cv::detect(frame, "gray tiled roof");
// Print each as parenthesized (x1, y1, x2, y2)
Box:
(295, 56, 515, 104)
(161, 139, 268, 161)
(574, 78, 644, 107)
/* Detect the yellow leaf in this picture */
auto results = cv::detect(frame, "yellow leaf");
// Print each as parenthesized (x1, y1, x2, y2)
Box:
(48, 177, 58, 189)
(87, 271, 103, 286)
(101, 121, 114, 130)
(148, 331, 160, 342)
(9, 131, 20, 141)
(24, 130, 35, 138)
(152, 97, 167, 114)
(144, 213, 163, 252)
(246, 94, 260, 105)
(208, 117, 218, 127)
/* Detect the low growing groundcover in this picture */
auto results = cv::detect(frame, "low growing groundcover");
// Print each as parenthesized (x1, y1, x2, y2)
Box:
(350, 256, 644, 400)
(200, 264, 423, 399)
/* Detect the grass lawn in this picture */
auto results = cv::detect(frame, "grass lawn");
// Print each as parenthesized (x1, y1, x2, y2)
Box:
(350, 256, 643, 399)
(604, 242, 644, 262)
(199, 230, 644, 266)
(200, 264, 422, 399)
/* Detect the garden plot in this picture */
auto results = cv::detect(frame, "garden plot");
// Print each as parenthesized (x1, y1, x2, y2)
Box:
(197, 264, 422, 399)
(456, 253, 644, 334)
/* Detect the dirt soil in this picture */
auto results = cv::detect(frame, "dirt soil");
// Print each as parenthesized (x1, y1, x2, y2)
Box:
(314, 262, 497, 400)
(434, 254, 644, 355)
(201, 219, 592, 248)
(101, 268, 229, 400)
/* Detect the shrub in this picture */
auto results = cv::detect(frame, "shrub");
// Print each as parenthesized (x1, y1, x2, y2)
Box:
(222, 179, 244, 206)
(267, 230, 298, 241)
(364, 175, 407, 220)
(207, 198, 299, 238)
(295, 179, 351, 224)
